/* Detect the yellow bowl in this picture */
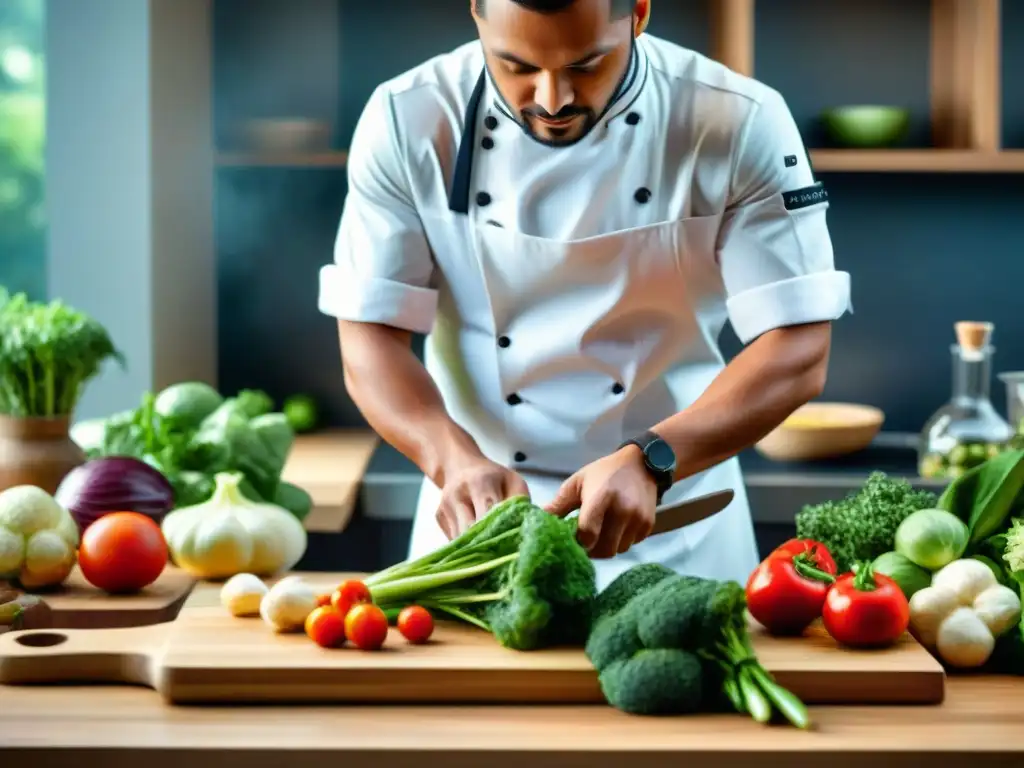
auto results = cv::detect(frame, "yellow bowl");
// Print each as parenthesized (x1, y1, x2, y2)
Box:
(755, 402, 885, 462)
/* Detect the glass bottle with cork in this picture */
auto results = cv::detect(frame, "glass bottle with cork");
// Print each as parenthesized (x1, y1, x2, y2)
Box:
(919, 321, 1015, 480)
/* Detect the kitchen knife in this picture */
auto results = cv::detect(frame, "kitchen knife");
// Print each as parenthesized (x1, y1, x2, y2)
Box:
(648, 489, 734, 536)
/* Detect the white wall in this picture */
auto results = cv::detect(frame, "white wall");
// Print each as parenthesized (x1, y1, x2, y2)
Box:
(46, 0, 215, 420)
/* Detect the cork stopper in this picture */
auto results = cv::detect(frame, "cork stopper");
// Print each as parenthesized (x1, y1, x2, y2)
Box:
(955, 321, 994, 352)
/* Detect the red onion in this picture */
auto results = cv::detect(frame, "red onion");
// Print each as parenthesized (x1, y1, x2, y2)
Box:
(55, 456, 175, 533)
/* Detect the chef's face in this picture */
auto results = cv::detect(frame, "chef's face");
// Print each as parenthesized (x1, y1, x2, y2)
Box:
(473, 0, 639, 146)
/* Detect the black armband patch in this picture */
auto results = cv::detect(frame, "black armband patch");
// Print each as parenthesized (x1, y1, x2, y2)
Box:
(782, 181, 828, 211)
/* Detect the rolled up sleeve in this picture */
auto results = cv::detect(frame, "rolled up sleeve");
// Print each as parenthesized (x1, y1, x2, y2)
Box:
(717, 88, 852, 345)
(318, 85, 438, 335)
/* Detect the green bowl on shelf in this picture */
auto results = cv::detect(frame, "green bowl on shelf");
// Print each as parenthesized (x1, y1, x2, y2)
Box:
(820, 105, 911, 148)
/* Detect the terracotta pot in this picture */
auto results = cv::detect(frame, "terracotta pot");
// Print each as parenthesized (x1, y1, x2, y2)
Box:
(0, 415, 86, 495)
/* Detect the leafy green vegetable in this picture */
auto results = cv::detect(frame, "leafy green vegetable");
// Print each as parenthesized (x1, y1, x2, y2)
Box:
(182, 398, 293, 500)
(81, 382, 306, 520)
(153, 382, 224, 432)
(795, 472, 938, 573)
(0, 287, 124, 417)
(168, 470, 215, 509)
(585, 567, 810, 727)
(871, 551, 932, 599)
(273, 481, 313, 522)
(939, 449, 1024, 544)
(894, 508, 969, 571)
(235, 389, 274, 419)
(283, 393, 319, 433)
(364, 496, 597, 650)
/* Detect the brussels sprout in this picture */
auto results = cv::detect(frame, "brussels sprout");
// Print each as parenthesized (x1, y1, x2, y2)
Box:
(894, 508, 970, 571)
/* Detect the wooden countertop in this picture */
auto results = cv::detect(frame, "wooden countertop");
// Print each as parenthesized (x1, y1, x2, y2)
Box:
(283, 429, 379, 532)
(1, 675, 1021, 767)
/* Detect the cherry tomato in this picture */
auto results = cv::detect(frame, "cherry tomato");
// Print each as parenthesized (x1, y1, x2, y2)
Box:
(397, 605, 435, 644)
(305, 606, 347, 648)
(768, 539, 838, 576)
(78, 512, 168, 593)
(331, 579, 372, 618)
(315, 593, 332, 608)
(822, 561, 910, 649)
(345, 603, 389, 650)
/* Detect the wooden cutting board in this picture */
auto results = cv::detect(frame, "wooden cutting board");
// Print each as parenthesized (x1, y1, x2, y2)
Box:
(282, 429, 379, 533)
(0, 574, 945, 706)
(2, 566, 195, 630)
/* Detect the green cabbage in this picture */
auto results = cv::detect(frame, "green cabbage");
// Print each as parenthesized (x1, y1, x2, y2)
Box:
(894, 507, 969, 571)
(871, 551, 932, 599)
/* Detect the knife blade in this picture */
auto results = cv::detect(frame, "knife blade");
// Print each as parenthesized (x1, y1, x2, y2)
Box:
(648, 489, 734, 536)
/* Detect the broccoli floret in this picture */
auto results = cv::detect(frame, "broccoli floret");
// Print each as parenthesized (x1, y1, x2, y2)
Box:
(593, 562, 676, 622)
(795, 471, 937, 572)
(586, 569, 811, 728)
(586, 605, 644, 671)
(599, 649, 704, 715)
(364, 497, 597, 651)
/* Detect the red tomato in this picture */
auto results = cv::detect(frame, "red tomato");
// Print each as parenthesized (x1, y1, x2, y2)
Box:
(746, 557, 835, 636)
(330, 579, 372, 618)
(305, 606, 347, 648)
(768, 539, 838, 576)
(747, 539, 839, 635)
(345, 603, 389, 650)
(78, 512, 167, 593)
(397, 605, 434, 644)
(822, 561, 910, 649)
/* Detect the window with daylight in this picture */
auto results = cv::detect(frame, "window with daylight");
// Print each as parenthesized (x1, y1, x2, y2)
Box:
(0, 0, 45, 300)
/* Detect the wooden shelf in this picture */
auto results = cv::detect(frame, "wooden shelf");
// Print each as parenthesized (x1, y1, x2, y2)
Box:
(216, 150, 348, 168)
(214, 0, 1020, 175)
(811, 149, 1024, 173)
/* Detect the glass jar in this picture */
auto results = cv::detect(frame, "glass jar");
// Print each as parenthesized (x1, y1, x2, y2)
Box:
(998, 371, 1024, 438)
(918, 323, 1014, 480)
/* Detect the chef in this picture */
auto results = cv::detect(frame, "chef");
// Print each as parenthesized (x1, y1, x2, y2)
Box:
(318, 0, 851, 590)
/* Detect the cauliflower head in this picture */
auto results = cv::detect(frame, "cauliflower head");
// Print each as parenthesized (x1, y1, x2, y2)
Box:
(0, 485, 79, 589)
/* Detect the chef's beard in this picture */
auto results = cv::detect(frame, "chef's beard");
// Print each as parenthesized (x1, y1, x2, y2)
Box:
(520, 106, 598, 147)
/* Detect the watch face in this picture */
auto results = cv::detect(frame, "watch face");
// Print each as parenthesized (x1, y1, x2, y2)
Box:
(645, 439, 676, 472)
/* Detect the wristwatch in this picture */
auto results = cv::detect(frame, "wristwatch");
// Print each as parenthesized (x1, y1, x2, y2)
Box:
(620, 430, 676, 504)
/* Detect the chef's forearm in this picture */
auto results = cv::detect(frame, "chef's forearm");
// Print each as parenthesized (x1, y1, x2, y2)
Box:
(651, 322, 832, 481)
(337, 320, 484, 487)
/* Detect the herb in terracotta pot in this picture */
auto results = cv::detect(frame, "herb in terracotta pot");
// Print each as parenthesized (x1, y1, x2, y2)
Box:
(0, 286, 124, 493)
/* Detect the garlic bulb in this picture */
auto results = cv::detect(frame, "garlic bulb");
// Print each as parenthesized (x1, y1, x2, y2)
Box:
(220, 573, 268, 616)
(260, 576, 318, 632)
(162, 472, 307, 580)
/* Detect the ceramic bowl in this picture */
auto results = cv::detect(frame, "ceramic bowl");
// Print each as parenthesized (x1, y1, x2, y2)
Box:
(755, 402, 885, 462)
(821, 106, 911, 148)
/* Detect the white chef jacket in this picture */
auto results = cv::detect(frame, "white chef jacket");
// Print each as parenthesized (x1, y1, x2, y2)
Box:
(318, 33, 852, 589)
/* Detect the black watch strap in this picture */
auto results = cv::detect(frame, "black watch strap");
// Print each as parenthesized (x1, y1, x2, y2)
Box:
(620, 430, 676, 503)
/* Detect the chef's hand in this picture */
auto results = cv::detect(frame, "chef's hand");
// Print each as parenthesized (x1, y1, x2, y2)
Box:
(545, 445, 658, 559)
(437, 456, 530, 539)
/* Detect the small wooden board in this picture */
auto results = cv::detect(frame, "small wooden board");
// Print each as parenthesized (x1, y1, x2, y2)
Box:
(283, 429, 379, 533)
(0, 573, 945, 706)
(2, 566, 195, 630)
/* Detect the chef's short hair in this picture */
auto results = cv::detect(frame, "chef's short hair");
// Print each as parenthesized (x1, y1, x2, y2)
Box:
(475, 0, 636, 18)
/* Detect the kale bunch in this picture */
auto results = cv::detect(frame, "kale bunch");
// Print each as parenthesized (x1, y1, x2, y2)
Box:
(365, 496, 597, 650)
(795, 471, 938, 572)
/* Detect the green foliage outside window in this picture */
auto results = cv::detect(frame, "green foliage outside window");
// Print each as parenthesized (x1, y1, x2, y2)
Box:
(0, 0, 45, 300)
